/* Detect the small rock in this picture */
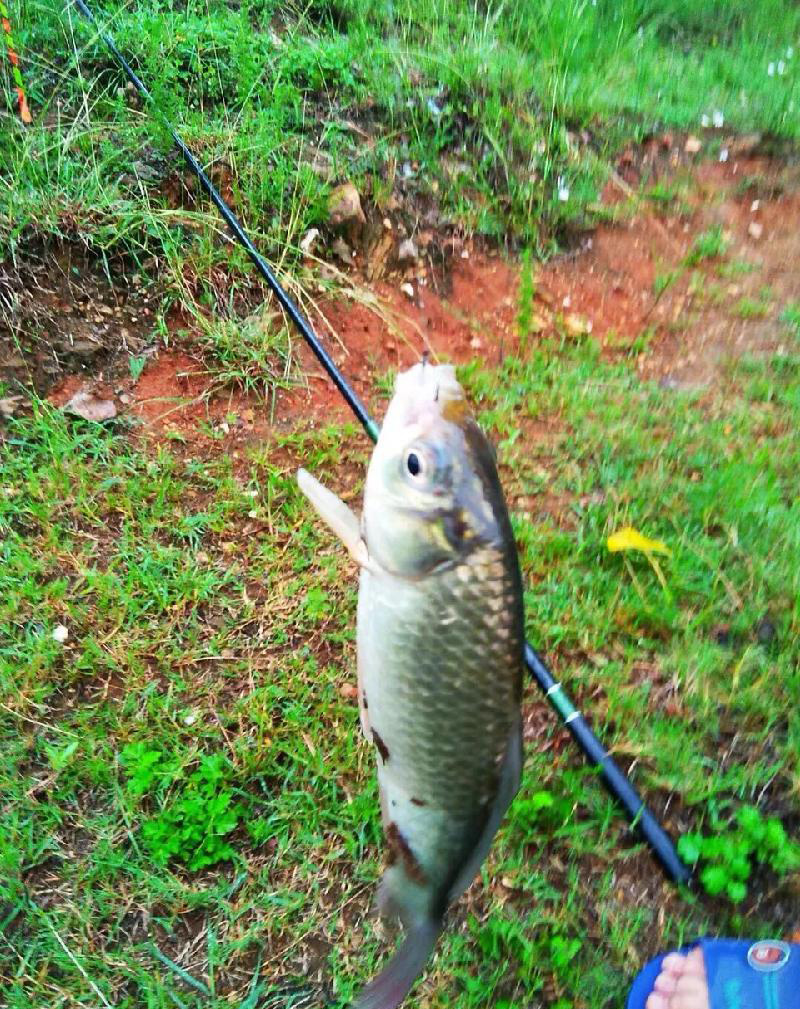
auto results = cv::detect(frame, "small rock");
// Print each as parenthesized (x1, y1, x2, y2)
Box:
(183, 713, 197, 726)
(564, 314, 591, 337)
(299, 228, 320, 256)
(748, 220, 764, 240)
(469, 336, 482, 349)
(327, 182, 366, 231)
(339, 683, 359, 700)
(397, 238, 418, 262)
(400, 282, 415, 300)
(68, 339, 103, 359)
(332, 237, 355, 265)
(750, 199, 760, 213)
(305, 148, 333, 179)
(729, 133, 762, 157)
(685, 135, 702, 154)
(382, 217, 392, 230)
(0, 395, 23, 419)
(756, 617, 777, 646)
(64, 390, 117, 422)
(52, 625, 69, 644)
(711, 624, 732, 647)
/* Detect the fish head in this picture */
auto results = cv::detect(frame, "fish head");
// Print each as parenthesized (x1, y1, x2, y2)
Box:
(363, 361, 509, 576)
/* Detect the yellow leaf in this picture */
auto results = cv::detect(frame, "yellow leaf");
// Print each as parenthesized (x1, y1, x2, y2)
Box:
(607, 526, 671, 556)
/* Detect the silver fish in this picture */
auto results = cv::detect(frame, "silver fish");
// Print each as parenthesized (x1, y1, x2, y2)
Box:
(297, 362, 524, 1009)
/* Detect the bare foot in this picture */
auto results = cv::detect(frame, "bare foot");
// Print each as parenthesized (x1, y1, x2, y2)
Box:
(645, 947, 710, 1009)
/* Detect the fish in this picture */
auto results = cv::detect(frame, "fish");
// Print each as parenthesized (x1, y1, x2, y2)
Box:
(296, 361, 524, 1009)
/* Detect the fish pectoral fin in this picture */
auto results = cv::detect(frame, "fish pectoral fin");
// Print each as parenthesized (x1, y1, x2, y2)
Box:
(296, 467, 368, 565)
(446, 716, 523, 904)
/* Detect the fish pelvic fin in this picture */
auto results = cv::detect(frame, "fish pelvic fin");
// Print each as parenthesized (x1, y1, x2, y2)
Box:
(296, 468, 369, 567)
(351, 917, 442, 1009)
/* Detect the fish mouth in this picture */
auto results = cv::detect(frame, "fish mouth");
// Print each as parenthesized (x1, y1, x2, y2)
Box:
(383, 362, 465, 435)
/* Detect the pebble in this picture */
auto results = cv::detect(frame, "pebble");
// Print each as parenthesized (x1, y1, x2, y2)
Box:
(397, 238, 418, 262)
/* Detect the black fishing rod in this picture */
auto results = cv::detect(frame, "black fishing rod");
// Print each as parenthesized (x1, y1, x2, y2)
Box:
(69, 0, 690, 886)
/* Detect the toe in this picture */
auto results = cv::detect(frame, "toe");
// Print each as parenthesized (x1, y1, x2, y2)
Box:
(653, 971, 678, 994)
(645, 994, 670, 1009)
(660, 953, 688, 975)
(671, 972, 710, 1009)
(674, 973, 707, 996)
(670, 993, 710, 1009)
(682, 947, 706, 979)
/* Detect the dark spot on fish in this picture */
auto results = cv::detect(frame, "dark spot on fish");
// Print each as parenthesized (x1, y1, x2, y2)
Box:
(442, 510, 470, 548)
(372, 729, 389, 762)
(385, 823, 426, 884)
(410, 797, 427, 807)
(391, 800, 397, 807)
(361, 692, 368, 709)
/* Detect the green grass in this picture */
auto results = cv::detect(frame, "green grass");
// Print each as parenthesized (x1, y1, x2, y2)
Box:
(2, 1, 800, 1005)
(5, 0, 799, 267)
(2, 339, 798, 1005)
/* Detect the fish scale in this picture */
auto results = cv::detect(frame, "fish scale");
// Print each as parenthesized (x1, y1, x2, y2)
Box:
(360, 551, 521, 814)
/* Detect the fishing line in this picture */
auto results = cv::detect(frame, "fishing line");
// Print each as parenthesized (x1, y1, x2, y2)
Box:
(68, 0, 690, 886)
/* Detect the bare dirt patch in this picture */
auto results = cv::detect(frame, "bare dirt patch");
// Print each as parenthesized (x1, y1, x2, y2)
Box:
(7, 150, 797, 446)
(0, 241, 160, 400)
(543, 153, 800, 387)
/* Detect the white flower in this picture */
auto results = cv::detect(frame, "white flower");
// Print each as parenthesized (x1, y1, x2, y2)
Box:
(768, 62, 776, 76)
(701, 114, 710, 127)
(712, 109, 724, 128)
(557, 176, 569, 202)
(52, 624, 69, 644)
(778, 60, 786, 75)
(719, 148, 729, 163)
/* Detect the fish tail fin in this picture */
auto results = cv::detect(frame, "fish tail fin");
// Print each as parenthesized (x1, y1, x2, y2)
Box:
(352, 917, 442, 1009)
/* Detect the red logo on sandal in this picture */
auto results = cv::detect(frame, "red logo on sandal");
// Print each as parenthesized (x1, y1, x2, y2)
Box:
(747, 940, 791, 972)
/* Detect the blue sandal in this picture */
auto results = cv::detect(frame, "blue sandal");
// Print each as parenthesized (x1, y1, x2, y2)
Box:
(626, 939, 800, 1009)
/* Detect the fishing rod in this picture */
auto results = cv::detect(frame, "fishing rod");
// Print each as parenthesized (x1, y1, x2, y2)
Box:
(69, 0, 690, 886)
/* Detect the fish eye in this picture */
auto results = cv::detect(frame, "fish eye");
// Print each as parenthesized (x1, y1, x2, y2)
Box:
(400, 443, 450, 490)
